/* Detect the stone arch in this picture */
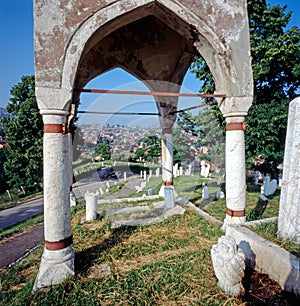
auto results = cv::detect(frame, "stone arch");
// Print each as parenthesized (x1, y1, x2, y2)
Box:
(62, 0, 230, 98)
(33, 0, 253, 291)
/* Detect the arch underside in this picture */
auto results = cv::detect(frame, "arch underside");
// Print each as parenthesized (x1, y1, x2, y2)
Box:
(74, 11, 201, 124)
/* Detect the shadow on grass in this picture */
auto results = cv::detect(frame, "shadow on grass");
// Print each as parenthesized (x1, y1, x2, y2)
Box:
(75, 225, 137, 275)
(247, 184, 261, 193)
(181, 184, 202, 194)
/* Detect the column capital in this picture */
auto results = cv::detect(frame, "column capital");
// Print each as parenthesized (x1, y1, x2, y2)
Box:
(41, 110, 70, 125)
(36, 87, 72, 112)
(219, 96, 252, 118)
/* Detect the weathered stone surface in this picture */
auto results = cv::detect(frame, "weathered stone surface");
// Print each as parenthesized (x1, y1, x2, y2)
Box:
(211, 235, 246, 296)
(85, 191, 98, 221)
(32, 246, 75, 292)
(34, 0, 253, 101)
(227, 223, 300, 296)
(34, 0, 253, 290)
(108, 202, 185, 228)
(278, 97, 300, 243)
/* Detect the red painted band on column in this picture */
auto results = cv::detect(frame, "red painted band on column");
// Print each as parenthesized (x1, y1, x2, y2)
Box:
(226, 122, 246, 131)
(163, 181, 173, 186)
(45, 235, 73, 251)
(226, 208, 245, 217)
(44, 124, 69, 134)
(162, 128, 172, 134)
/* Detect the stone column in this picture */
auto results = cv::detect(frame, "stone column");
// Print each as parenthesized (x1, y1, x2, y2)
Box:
(68, 109, 77, 206)
(33, 109, 75, 291)
(161, 128, 173, 186)
(223, 116, 247, 229)
(155, 92, 177, 197)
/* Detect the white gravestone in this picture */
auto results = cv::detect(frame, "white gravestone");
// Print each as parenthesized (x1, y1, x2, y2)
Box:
(204, 164, 210, 178)
(188, 163, 193, 176)
(277, 164, 283, 187)
(278, 97, 300, 243)
(202, 185, 209, 200)
(173, 163, 179, 177)
(156, 168, 160, 177)
(70, 191, 76, 207)
(99, 187, 104, 195)
(254, 171, 259, 185)
(85, 191, 98, 221)
(264, 179, 277, 197)
(179, 166, 183, 176)
(148, 188, 154, 196)
(211, 236, 246, 296)
(164, 187, 175, 209)
(264, 174, 270, 185)
(216, 191, 225, 200)
(200, 160, 206, 176)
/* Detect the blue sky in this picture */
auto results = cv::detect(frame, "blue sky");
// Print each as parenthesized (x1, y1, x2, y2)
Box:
(0, 0, 299, 124)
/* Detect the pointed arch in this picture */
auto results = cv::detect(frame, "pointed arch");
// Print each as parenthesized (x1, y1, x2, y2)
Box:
(61, 0, 229, 96)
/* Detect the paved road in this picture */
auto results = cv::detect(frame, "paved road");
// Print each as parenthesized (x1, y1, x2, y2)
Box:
(0, 177, 141, 268)
(0, 225, 44, 268)
(0, 180, 109, 230)
(0, 197, 44, 230)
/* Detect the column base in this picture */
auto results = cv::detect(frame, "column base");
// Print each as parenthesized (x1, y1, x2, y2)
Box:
(221, 214, 246, 232)
(159, 185, 178, 198)
(32, 246, 75, 292)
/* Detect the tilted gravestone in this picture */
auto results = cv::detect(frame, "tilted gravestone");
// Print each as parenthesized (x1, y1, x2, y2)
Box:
(264, 178, 277, 197)
(278, 97, 300, 243)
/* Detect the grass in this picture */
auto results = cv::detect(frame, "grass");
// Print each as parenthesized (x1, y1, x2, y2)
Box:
(204, 182, 280, 222)
(249, 221, 300, 257)
(1, 207, 246, 305)
(0, 174, 293, 305)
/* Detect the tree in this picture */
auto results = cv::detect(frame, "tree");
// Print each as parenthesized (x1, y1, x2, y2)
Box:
(0, 147, 8, 193)
(95, 140, 111, 161)
(246, 0, 300, 164)
(133, 131, 161, 162)
(143, 132, 161, 162)
(173, 124, 196, 165)
(190, 0, 300, 166)
(1, 76, 43, 193)
(175, 109, 225, 165)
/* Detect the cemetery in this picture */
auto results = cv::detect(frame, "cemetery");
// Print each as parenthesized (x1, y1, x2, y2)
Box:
(1, 0, 299, 304)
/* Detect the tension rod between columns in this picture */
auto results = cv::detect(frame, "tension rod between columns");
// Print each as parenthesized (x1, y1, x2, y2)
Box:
(171, 101, 218, 114)
(77, 101, 218, 116)
(75, 88, 226, 98)
(77, 110, 159, 116)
